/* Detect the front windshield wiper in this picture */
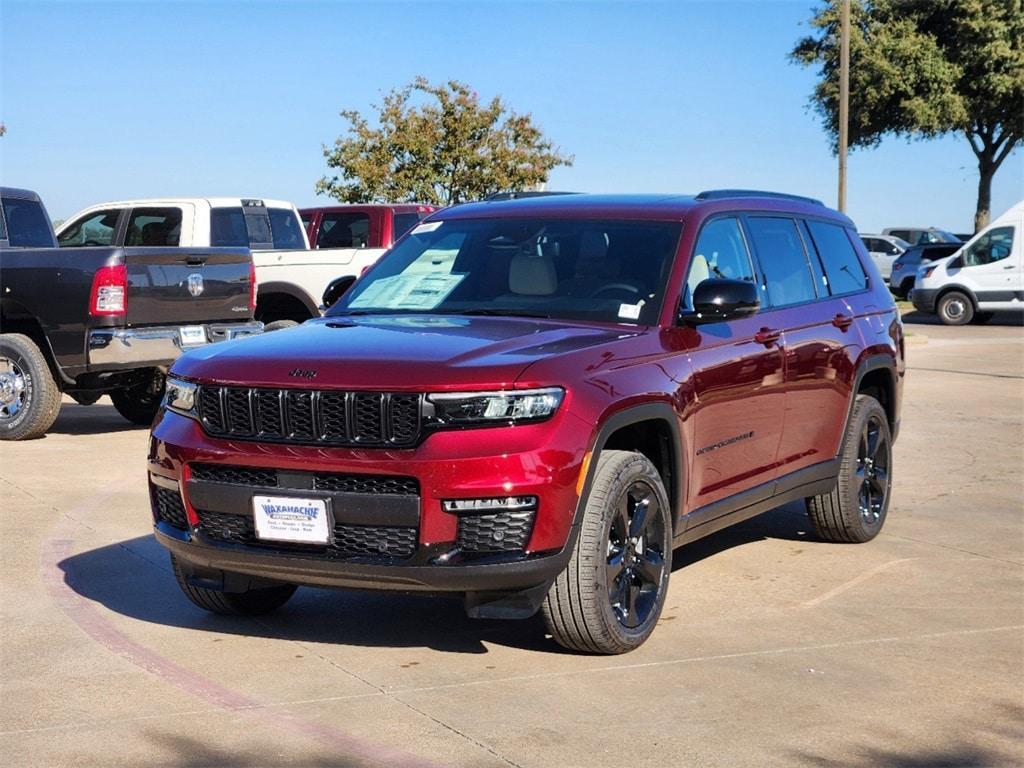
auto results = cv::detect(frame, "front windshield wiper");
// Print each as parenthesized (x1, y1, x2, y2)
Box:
(441, 308, 554, 319)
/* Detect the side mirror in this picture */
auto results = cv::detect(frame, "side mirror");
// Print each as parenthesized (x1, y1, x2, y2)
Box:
(679, 278, 760, 325)
(321, 275, 357, 310)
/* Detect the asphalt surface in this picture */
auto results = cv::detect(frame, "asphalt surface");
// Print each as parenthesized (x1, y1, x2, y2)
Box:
(2, 313, 1022, 767)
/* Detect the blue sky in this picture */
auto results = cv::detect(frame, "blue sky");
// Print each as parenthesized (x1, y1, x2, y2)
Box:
(2, 0, 1021, 231)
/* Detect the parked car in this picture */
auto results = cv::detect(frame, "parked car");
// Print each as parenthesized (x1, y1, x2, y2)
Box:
(149, 190, 902, 654)
(882, 226, 961, 245)
(56, 198, 370, 329)
(912, 201, 1023, 325)
(860, 233, 910, 279)
(299, 204, 436, 250)
(889, 242, 961, 298)
(0, 187, 261, 440)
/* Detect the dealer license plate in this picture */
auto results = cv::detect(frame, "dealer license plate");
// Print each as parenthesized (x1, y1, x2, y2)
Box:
(179, 326, 207, 345)
(252, 495, 330, 544)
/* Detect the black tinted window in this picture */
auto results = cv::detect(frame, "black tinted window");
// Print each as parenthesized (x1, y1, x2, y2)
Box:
(806, 220, 867, 294)
(393, 212, 425, 242)
(57, 209, 120, 247)
(746, 217, 818, 306)
(126, 207, 182, 246)
(268, 208, 306, 249)
(317, 212, 370, 248)
(922, 246, 956, 261)
(210, 208, 249, 247)
(1, 198, 53, 247)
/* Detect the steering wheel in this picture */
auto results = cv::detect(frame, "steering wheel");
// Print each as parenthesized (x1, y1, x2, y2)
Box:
(590, 282, 642, 299)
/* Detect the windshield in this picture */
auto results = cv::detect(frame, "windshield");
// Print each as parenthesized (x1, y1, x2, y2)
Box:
(328, 217, 682, 325)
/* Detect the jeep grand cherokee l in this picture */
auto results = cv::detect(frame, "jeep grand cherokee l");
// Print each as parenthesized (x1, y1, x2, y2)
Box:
(148, 190, 903, 654)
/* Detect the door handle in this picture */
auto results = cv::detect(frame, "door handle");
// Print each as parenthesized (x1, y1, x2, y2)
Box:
(1004, 264, 1015, 269)
(832, 313, 854, 331)
(754, 327, 781, 346)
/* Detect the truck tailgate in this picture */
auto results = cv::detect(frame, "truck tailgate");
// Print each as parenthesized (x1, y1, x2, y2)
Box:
(125, 247, 253, 326)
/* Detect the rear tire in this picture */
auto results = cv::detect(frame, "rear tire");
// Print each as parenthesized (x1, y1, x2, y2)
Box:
(807, 395, 892, 543)
(110, 371, 164, 425)
(542, 450, 672, 654)
(171, 555, 297, 616)
(263, 319, 300, 332)
(0, 333, 61, 441)
(897, 279, 914, 299)
(937, 291, 974, 325)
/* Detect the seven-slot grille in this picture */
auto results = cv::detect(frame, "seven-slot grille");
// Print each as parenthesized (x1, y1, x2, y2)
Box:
(197, 386, 423, 447)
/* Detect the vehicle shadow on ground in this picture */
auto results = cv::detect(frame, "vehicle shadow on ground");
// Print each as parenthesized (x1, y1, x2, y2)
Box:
(902, 309, 1023, 327)
(57, 503, 814, 656)
(47, 401, 149, 436)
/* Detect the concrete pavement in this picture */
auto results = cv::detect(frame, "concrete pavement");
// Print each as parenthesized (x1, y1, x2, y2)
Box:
(1, 319, 1022, 767)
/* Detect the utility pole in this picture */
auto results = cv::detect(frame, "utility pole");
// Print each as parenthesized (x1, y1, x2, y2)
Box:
(837, 0, 850, 213)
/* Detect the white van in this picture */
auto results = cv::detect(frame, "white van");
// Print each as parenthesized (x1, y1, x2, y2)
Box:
(912, 201, 1024, 325)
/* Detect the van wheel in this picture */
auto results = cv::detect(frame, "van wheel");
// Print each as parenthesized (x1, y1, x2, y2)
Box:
(807, 395, 892, 543)
(171, 555, 297, 616)
(0, 333, 61, 441)
(542, 450, 672, 654)
(937, 291, 974, 325)
(110, 371, 164, 425)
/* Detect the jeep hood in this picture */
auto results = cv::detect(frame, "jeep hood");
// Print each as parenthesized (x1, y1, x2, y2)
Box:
(171, 315, 640, 390)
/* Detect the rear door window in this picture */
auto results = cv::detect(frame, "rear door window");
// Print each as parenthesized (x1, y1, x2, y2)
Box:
(210, 207, 249, 247)
(125, 207, 182, 246)
(57, 209, 122, 247)
(806, 220, 868, 295)
(393, 212, 427, 242)
(745, 217, 818, 307)
(317, 212, 370, 248)
(268, 208, 306, 249)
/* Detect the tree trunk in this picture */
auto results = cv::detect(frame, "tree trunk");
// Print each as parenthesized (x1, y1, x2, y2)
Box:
(975, 156, 995, 233)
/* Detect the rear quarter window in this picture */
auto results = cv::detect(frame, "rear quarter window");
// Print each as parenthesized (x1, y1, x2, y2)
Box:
(210, 208, 249, 247)
(806, 220, 868, 295)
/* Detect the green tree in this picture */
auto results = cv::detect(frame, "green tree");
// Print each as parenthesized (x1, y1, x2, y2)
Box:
(792, 0, 1023, 231)
(317, 77, 573, 206)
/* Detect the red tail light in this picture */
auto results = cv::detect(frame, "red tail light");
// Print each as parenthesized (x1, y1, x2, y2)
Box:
(89, 264, 128, 316)
(248, 262, 257, 313)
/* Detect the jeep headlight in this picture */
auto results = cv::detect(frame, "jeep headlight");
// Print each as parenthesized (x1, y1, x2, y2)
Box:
(428, 387, 564, 425)
(163, 376, 198, 416)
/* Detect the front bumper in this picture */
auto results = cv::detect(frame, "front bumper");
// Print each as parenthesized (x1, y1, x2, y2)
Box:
(89, 321, 263, 368)
(148, 408, 588, 597)
(911, 288, 939, 313)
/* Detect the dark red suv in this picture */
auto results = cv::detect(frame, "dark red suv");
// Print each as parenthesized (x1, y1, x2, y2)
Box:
(149, 191, 903, 654)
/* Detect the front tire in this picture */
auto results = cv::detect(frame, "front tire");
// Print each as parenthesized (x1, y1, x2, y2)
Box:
(807, 395, 892, 543)
(542, 450, 672, 654)
(0, 333, 61, 441)
(110, 370, 164, 425)
(263, 319, 300, 332)
(937, 291, 974, 325)
(171, 555, 297, 616)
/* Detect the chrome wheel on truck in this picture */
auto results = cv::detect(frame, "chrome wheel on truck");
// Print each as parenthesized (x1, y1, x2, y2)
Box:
(543, 450, 672, 654)
(0, 334, 61, 441)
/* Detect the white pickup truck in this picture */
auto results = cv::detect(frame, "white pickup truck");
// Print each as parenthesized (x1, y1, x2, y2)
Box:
(56, 197, 388, 328)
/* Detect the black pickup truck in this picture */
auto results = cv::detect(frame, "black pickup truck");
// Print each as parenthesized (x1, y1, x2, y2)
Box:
(0, 187, 262, 440)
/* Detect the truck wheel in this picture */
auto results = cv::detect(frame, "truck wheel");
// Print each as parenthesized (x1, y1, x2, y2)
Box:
(542, 450, 672, 654)
(0, 333, 62, 441)
(807, 395, 892, 543)
(171, 555, 297, 616)
(263, 319, 300, 332)
(937, 291, 974, 325)
(110, 371, 165, 425)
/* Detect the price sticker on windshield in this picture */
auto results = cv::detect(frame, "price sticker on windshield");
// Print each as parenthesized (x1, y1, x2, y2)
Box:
(411, 221, 443, 235)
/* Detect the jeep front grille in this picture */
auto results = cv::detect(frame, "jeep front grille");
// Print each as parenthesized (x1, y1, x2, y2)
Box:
(196, 386, 423, 447)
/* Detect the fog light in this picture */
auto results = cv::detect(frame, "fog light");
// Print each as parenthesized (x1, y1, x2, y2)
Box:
(442, 496, 538, 514)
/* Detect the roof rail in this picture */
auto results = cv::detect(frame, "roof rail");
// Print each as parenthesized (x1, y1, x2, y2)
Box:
(483, 191, 579, 202)
(695, 189, 824, 206)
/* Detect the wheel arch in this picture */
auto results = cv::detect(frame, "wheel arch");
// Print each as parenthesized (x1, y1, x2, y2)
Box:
(0, 300, 67, 387)
(579, 402, 685, 535)
(847, 354, 898, 439)
(934, 283, 979, 310)
(255, 283, 319, 323)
